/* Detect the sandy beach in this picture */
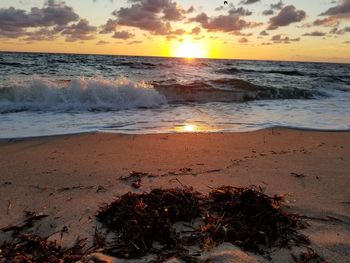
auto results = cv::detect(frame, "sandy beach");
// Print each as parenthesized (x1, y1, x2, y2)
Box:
(0, 128, 349, 262)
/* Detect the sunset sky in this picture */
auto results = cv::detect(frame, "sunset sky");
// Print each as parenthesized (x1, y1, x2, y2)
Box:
(0, 0, 349, 62)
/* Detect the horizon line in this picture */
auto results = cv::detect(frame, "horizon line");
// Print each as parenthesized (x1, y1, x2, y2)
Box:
(0, 49, 349, 65)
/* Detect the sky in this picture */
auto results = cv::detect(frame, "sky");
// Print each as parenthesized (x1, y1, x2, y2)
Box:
(0, 0, 349, 62)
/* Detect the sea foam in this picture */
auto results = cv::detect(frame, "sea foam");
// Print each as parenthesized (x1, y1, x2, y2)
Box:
(0, 77, 167, 113)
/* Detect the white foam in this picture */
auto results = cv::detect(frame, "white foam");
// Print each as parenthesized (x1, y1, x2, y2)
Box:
(0, 77, 167, 112)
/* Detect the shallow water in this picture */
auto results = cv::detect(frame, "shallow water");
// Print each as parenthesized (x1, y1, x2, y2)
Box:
(0, 52, 349, 138)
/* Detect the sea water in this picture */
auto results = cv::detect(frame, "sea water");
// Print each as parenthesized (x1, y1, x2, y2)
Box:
(0, 52, 349, 138)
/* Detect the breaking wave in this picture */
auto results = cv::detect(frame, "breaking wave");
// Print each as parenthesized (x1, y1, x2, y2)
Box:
(0, 77, 167, 113)
(0, 76, 325, 113)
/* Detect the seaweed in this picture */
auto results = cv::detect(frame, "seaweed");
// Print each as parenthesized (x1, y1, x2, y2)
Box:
(0, 234, 86, 263)
(201, 186, 308, 252)
(96, 188, 201, 258)
(96, 186, 310, 260)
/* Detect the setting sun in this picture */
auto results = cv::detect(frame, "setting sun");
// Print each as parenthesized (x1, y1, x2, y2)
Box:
(172, 41, 208, 59)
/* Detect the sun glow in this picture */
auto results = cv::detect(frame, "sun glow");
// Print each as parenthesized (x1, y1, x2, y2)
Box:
(175, 124, 202, 132)
(172, 41, 208, 58)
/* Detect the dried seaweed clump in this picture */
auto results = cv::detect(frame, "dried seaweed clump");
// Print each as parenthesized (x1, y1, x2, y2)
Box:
(96, 188, 201, 258)
(202, 186, 307, 252)
(0, 234, 86, 263)
(96, 186, 310, 260)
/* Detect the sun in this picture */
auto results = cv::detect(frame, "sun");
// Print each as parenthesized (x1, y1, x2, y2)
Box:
(172, 41, 207, 59)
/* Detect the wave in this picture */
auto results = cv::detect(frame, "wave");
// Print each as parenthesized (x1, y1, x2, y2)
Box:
(0, 76, 324, 113)
(112, 61, 157, 69)
(0, 77, 167, 113)
(153, 78, 319, 103)
(216, 67, 304, 76)
(215, 67, 240, 74)
(0, 61, 23, 67)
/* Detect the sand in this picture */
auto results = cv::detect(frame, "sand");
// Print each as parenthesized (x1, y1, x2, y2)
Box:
(0, 128, 349, 262)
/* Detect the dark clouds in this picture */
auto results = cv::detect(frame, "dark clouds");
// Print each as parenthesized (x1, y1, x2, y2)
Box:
(262, 1, 284, 16)
(302, 31, 326, 37)
(100, 19, 118, 34)
(321, 0, 350, 16)
(260, 30, 269, 36)
(0, 0, 346, 46)
(0, 0, 97, 42)
(316, 0, 350, 37)
(189, 9, 261, 33)
(268, 5, 306, 30)
(330, 26, 350, 35)
(59, 19, 97, 42)
(114, 0, 188, 35)
(313, 17, 340, 27)
(112, 30, 135, 39)
(240, 0, 260, 4)
(0, 0, 79, 38)
(271, 34, 300, 43)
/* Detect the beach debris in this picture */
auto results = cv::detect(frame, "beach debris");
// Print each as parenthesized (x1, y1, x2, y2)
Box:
(96, 188, 201, 258)
(131, 178, 142, 189)
(6, 200, 12, 215)
(57, 185, 94, 192)
(0, 234, 87, 262)
(0, 181, 12, 187)
(179, 167, 193, 173)
(120, 171, 155, 189)
(96, 186, 309, 260)
(120, 171, 154, 181)
(291, 172, 306, 178)
(96, 185, 107, 193)
(201, 186, 307, 252)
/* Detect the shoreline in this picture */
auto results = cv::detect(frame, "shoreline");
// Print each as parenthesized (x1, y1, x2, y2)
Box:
(2, 126, 350, 141)
(0, 128, 349, 262)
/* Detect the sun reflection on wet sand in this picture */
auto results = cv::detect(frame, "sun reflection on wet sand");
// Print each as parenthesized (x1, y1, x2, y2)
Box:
(175, 123, 202, 132)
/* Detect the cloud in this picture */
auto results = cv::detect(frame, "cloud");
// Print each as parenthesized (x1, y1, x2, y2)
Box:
(240, 0, 260, 4)
(128, 40, 142, 45)
(0, 0, 98, 42)
(260, 30, 269, 36)
(262, 1, 284, 16)
(100, 18, 118, 34)
(239, 37, 249, 43)
(268, 5, 306, 30)
(302, 31, 326, 37)
(112, 30, 134, 39)
(96, 40, 109, 45)
(262, 10, 274, 16)
(0, 1, 78, 30)
(191, 26, 201, 35)
(114, 0, 189, 35)
(24, 28, 58, 41)
(59, 19, 97, 42)
(313, 17, 340, 27)
(271, 34, 300, 43)
(330, 26, 350, 34)
(189, 10, 261, 33)
(270, 1, 284, 10)
(228, 7, 252, 16)
(320, 0, 350, 16)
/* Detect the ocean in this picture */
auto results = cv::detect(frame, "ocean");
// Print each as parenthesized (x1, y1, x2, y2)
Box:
(0, 52, 349, 138)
